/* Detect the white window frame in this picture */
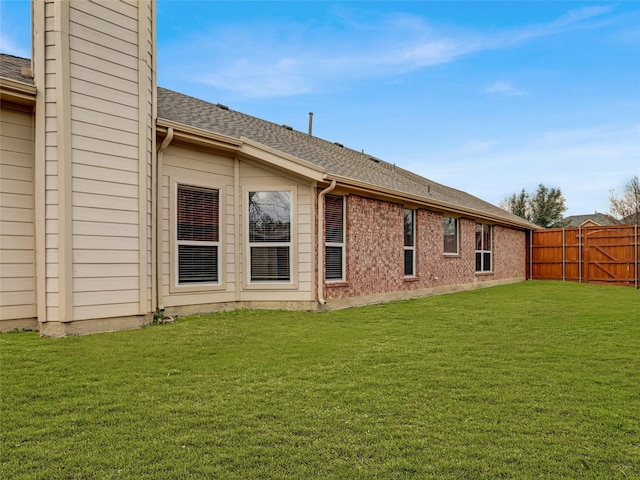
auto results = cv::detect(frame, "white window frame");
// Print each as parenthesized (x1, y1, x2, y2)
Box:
(444, 216, 459, 255)
(246, 188, 296, 286)
(404, 209, 416, 277)
(475, 223, 493, 273)
(325, 195, 346, 282)
(170, 180, 223, 293)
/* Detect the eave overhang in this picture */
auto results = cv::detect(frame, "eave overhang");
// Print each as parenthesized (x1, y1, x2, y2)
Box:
(157, 118, 242, 151)
(324, 174, 537, 230)
(156, 117, 326, 183)
(0, 76, 36, 107)
(156, 117, 535, 230)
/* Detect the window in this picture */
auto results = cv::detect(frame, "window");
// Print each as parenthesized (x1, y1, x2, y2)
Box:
(176, 184, 219, 285)
(325, 195, 345, 281)
(248, 190, 291, 282)
(475, 223, 492, 272)
(444, 217, 459, 254)
(404, 209, 415, 276)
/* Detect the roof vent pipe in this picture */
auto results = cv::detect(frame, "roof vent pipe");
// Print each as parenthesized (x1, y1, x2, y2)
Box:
(308, 112, 313, 136)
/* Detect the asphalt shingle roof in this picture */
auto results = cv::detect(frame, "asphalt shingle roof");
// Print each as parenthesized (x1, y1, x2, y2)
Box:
(157, 87, 534, 228)
(0, 53, 534, 229)
(0, 54, 33, 85)
(559, 213, 622, 227)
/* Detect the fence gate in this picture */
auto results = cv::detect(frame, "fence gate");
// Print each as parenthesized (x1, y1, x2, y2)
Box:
(584, 227, 637, 286)
(528, 224, 639, 288)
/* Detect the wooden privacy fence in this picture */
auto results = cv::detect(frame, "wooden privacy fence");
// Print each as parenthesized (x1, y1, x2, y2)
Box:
(527, 224, 639, 288)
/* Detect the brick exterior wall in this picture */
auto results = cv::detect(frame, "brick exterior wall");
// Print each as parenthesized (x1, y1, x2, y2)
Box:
(324, 194, 526, 300)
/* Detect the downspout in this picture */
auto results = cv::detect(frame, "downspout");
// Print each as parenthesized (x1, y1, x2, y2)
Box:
(155, 127, 174, 312)
(317, 180, 337, 305)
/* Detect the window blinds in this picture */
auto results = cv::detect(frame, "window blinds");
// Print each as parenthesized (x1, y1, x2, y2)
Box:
(177, 184, 219, 284)
(325, 195, 344, 281)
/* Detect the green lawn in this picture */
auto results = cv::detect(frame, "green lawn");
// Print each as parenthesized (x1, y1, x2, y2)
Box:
(1, 281, 639, 479)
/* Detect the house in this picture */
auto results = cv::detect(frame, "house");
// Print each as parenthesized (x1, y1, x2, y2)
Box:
(0, 0, 536, 336)
(557, 213, 622, 228)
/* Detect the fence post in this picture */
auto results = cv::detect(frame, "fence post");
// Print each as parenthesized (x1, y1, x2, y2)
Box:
(529, 229, 533, 281)
(562, 228, 566, 282)
(635, 224, 638, 289)
(578, 226, 582, 283)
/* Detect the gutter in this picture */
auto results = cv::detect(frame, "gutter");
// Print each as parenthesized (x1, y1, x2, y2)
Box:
(155, 127, 174, 312)
(325, 174, 537, 231)
(0, 77, 36, 106)
(317, 180, 337, 305)
(155, 119, 324, 183)
(156, 118, 242, 151)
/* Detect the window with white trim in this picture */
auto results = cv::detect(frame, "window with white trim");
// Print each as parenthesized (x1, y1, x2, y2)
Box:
(176, 184, 219, 285)
(404, 209, 415, 277)
(444, 216, 459, 254)
(475, 223, 492, 272)
(248, 190, 291, 282)
(325, 195, 345, 281)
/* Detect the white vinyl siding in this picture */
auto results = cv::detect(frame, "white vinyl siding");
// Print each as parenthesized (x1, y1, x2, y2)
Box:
(0, 106, 36, 322)
(164, 148, 232, 302)
(162, 147, 314, 307)
(38, 0, 153, 322)
(325, 195, 345, 281)
(64, 0, 153, 320)
(43, 0, 60, 321)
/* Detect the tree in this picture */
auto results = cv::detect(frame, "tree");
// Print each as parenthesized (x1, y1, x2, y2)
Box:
(502, 184, 567, 228)
(502, 188, 530, 221)
(529, 184, 567, 228)
(609, 175, 640, 224)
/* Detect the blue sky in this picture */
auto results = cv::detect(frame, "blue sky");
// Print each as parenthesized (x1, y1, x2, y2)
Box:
(2, 1, 639, 217)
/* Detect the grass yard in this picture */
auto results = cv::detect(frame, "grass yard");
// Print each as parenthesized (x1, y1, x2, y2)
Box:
(1, 281, 639, 479)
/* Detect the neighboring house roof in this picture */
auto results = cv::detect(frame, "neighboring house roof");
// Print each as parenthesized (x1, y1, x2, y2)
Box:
(557, 213, 622, 228)
(0, 54, 33, 85)
(157, 87, 536, 229)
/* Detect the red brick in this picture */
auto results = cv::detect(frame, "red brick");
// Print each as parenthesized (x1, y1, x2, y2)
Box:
(324, 194, 526, 300)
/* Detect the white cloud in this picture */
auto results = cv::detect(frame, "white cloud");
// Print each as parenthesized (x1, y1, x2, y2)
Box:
(160, 3, 619, 98)
(484, 81, 528, 97)
(407, 123, 640, 216)
(508, 4, 617, 42)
